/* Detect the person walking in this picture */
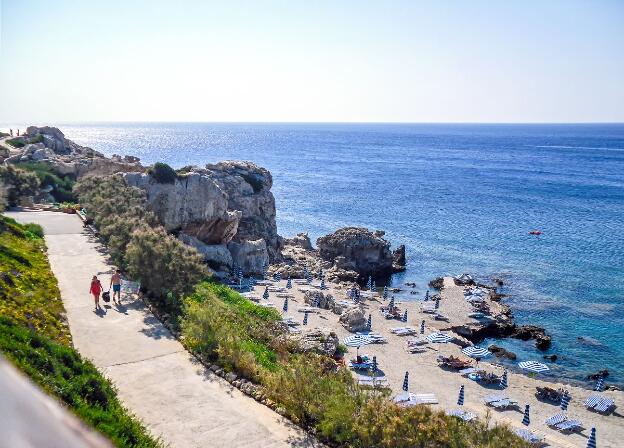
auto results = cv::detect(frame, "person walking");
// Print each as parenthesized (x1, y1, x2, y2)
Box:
(90, 275, 103, 310)
(110, 269, 122, 304)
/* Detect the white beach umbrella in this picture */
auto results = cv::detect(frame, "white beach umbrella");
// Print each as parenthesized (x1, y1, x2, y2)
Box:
(462, 346, 491, 359)
(518, 361, 550, 374)
(426, 332, 453, 343)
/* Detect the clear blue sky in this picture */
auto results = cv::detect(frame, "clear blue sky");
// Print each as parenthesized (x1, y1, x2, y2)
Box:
(1, 0, 623, 123)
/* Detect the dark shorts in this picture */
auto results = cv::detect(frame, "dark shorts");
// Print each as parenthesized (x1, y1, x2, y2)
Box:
(113, 284, 121, 293)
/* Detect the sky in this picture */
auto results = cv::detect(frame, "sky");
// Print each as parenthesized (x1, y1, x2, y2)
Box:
(1, 0, 623, 123)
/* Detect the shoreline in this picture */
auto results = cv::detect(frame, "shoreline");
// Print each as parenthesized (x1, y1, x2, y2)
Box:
(262, 274, 623, 448)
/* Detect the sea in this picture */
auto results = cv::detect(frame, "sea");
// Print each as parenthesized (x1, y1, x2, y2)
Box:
(7, 122, 624, 386)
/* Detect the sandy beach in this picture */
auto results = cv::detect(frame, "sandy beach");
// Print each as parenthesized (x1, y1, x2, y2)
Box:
(260, 276, 623, 448)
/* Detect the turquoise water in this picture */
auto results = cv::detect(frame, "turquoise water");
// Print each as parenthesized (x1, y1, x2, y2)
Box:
(15, 122, 624, 385)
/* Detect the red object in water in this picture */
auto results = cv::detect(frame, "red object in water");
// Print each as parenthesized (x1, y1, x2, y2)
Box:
(529, 230, 543, 236)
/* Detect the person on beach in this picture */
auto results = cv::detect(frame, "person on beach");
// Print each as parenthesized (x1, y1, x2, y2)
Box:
(90, 275, 103, 309)
(110, 269, 122, 304)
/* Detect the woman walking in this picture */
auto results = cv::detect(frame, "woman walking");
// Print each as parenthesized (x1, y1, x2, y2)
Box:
(90, 275, 103, 310)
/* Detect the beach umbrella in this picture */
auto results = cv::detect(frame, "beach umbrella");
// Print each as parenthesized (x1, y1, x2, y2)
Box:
(367, 276, 372, 290)
(303, 312, 309, 326)
(500, 370, 508, 389)
(319, 268, 324, 279)
(282, 297, 288, 312)
(425, 290, 430, 301)
(426, 332, 453, 343)
(383, 286, 388, 299)
(420, 320, 425, 334)
(586, 427, 596, 448)
(518, 361, 550, 374)
(276, 272, 282, 282)
(560, 391, 571, 411)
(371, 280, 376, 291)
(462, 346, 491, 359)
(372, 356, 378, 372)
(389, 297, 395, 311)
(402, 371, 409, 391)
(402, 310, 408, 322)
(435, 296, 440, 310)
(367, 313, 372, 331)
(286, 277, 292, 289)
(595, 377, 604, 392)
(303, 265, 309, 277)
(521, 404, 530, 426)
(343, 335, 373, 347)
(320, 278, 326, 290)
(457, 385, 465, 406)
(263, 287, 269, 300)
(306, 274, 312, 284)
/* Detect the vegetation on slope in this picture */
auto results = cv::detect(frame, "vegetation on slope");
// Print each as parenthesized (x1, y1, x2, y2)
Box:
(0, 164, 40, 206)
(0, 214, 162, 447)
(15, 162, 77, 202)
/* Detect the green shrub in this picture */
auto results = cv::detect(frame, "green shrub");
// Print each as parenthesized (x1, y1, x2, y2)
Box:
(0, 317, 162, 447)
(0, 164, 40, 206)
(6, 137, 25, 148)
(28, 134, 44, 144)
(15, 162, 76, 203)
(147, 162, 177, 184)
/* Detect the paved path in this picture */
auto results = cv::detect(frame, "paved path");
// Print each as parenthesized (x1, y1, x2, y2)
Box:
(6, 210, 319, 448)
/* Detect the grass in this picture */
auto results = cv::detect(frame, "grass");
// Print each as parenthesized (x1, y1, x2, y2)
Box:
(0, 317, 161, 448)
(15, 162, 77, 202)
(0, 214, 163, 447)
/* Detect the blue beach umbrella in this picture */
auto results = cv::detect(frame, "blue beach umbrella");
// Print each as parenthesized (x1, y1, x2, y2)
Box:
(383, 286, 388, 299)
(263, 287, 269, 300)
(457, 385, 465, 406)
(402, 371, 409, 391)
(303, 312, 309, 326)
(319, 268, 324, 279)
(595, 377, 604, 392)
(367, 313, 372, 331)
(320, 278, 326, 290)
(435, 296, 440, 310)
(388, 297, 395, 311)
(402, 310, 408, 322)
(372, 356, 378, 372)
(522, 404, 530, 426)
(371, 280, 376, 291)
(500, 370, 508, 389)
(586, 427, 596, 448)
(276, 272, 282, 282)
(560, 391, 571, 411)
(425, 290, 430, 301)
(282, 297, 288, 312)
(286, 277, 292, 289)
(420, 320, 425, 334)
(366, 276, 372, 290)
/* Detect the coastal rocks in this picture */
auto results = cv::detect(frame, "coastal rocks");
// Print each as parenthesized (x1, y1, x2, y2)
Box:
(178, 233, 232, 271)
(227, 239, 269, 275)
(289, 328, 339, 357)
(339, 307, 368, 332)
(284, 232, 313, 250)
(452, 320, 551, 351)
(26, 126, 71, 154)
(543, 354, 558, 362)
(123, 171, 241, 244)
(488, 344, 517, 360)
(316, 227, 395, 280)
(513, 325, 552, 350)
(587, 370, 609, 380)
(454, 273, 475, 286)
(392, 245, 406, 272)
(205, 161, 282, 261)
(303, 290, 335, 311)
(428, 277, 444, 289)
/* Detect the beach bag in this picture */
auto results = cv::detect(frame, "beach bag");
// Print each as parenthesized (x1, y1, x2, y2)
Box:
(102, 291, 110, 303)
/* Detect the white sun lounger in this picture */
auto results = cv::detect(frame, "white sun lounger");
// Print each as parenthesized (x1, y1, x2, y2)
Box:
(406, 337, 428, 346)
(297, 307, 320, 313)
(490, 399, 517, 410)
(515, 428, 544, 445)
(421, 303, 436, 313)
(357, 375, 389, 387)
(555, 419, 584, 433)
(483, 394, 508, 405)
(446, 409, 476, 422)
(412, 393, 438, 405)
(584, 394, 615, 413)
(545, 412, 567, 427)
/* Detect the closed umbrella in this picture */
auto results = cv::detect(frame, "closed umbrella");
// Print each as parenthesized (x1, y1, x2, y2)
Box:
(383, 286, 388, 299)
(420, 320, 425, 334)
(402, 371, 409, 391)
(282, 297, 288, 312)
(586, 427, 596, 448)
(366, 276, 372, 290)
(425, 290, 429, 301)
(522, 404, 530, 426)
(435, 296, 440, 310)
(371, 280, 376, 291)
(367, 313, 372, 331)
(286, 277, 292, 289)
(372, 356, 378, 373)
(388, 297, 395, 311)
(263, 287, 269, 300)
(320, 278, 326, 290)
(500, 370, 508, 389)
(595, 377, 604, 392)
(402, 310, 408, 323)
(560, 391, 571, 411)
(457, 385, 465, 406)
(303, 312, 309, 326)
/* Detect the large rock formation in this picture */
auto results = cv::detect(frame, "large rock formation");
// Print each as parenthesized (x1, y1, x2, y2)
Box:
(339, 306, 368, 332)
(317, 227, 396, 280)
(227, 239, 269, 274)
(289, 328, 339, 357)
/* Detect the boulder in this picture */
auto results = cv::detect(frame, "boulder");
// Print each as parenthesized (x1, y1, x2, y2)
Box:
(284, 232, 313, 250)
(303, 290, 335, 311)
(205, 161, 282, 261)
(428, 277, 444, 289)
(289, 328, 339, 356)
(392, 244, 406, 272)
(339, 306, 368, 332)
(178, 233, 233, 271)
(123, 171, 241, 244)
(488, 344, 517, 360)
(316, 227, 394, 279)
(227, 239, 269, 275)
(26, 126, 70, 154)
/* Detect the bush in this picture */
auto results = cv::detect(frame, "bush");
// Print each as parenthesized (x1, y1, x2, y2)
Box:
(15, 162, 76, 203)
(6, 137, 25, 148)
(0, 317, 162, 447)
(148, 162, 177, 184)
(0, 164, 40, 206)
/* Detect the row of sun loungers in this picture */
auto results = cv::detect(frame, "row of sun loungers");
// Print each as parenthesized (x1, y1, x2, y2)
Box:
(394, 392, 439, 406)
(391, 326, 417, 336)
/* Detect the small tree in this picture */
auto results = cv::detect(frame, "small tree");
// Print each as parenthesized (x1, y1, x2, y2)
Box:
(148, 162, 177, 184)
(0, 165, 40, 206)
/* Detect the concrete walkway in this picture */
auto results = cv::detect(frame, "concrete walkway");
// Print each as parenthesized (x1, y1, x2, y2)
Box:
(6, 210, 319, 448)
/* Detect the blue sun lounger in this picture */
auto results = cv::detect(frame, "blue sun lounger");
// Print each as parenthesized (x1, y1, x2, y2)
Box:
(555, 419, 584, 433)
(584, 394, 615, 414)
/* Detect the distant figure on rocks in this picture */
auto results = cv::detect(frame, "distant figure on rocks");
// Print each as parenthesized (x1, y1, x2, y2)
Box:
(9, 129, 12, 136)
(90, 275, 103, 310)
(16, 129, 19, 136)
(110, 269, 122, 304)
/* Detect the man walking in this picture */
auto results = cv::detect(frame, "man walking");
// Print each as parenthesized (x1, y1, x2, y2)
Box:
(110, 269, 122, 304)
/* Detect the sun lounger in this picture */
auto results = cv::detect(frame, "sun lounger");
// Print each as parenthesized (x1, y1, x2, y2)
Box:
(483, 394, 508, 405)
(406, 346, 426, 354)
(584, 394, 615, 413)
(446, 409, 476, 421)
(421, 303, 436, 313)
(545, 412, 567, 427)
(406, 337, 428, 346)
(288, 327, 301, 334)
(356, 374, 389, 387)
(297, 307, 320, 313)
(434, 313, 450, 321)
(490, 399, 517, 410)
(555, 419, 583, 433)
(515, 428, 544, 445)
(412, 393, 438, 404)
